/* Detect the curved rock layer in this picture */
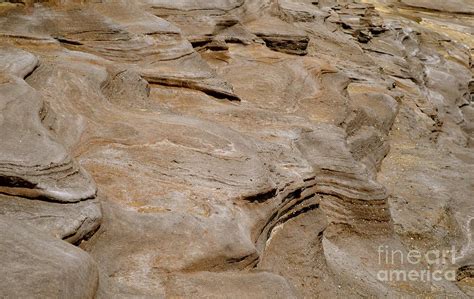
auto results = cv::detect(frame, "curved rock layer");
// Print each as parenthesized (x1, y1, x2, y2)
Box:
(0, 0, 473, 297)
(0, 216, 99, 298)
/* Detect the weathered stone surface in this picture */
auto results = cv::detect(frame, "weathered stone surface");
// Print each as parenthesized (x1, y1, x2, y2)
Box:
(0, 46, 38, 78)
(0, 21, 101, 255)
(245, 17, 310, 55)
(0, 194, 101, 244)
(0, 4, 240, 101)
(0, 216, 99, 298)
(0, 56, 96, 203)
(400, 0, 474, 14)
(164, 271, 298, 298)
(0, 0, 473, 297)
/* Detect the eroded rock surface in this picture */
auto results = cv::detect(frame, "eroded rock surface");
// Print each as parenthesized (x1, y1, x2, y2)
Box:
(0, 216, 99, 298)
(0, 0, 473, 297)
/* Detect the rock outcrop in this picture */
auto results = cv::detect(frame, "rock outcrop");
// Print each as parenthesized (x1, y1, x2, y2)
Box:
(0, 0, 472, 297)
(0, 216, 99, 298)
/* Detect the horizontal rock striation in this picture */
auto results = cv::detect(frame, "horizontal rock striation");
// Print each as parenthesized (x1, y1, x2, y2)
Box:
(0, 60, 96, 203)
(0, 43, 101, 244)
(0, 0, 473, 297)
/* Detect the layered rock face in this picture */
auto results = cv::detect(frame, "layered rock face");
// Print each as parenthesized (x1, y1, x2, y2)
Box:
(0, 0, 472, 297)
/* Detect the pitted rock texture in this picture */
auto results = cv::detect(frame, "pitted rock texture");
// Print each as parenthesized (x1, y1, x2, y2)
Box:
(0, 0, 473, 297)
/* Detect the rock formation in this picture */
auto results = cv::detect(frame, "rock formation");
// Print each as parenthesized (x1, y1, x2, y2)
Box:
(0, 0, 472, 297)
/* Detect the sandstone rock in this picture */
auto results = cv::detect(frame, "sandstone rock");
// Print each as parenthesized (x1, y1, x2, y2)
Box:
(164, 271, 298, 298)
(0, 46, 38, 78)
(0, 75, 97, 202)
(245, 17, 310, 55)
(0, 4, 240, 101)
(0, 45, 102, 248)
(0, 194, 101, 244)
(0, 0, 473, 297)
(0, 216, 99, 298)
(400, 0, 474, 14)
